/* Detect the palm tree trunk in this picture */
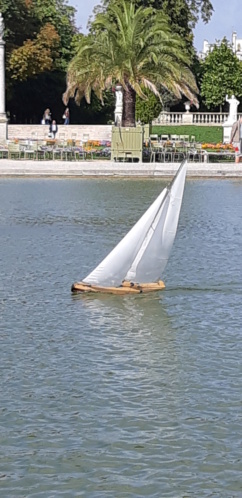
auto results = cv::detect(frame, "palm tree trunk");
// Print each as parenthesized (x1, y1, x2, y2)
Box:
(122, 83, 136, 127)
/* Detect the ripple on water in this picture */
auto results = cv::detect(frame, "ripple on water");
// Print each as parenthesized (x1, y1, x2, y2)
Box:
(0, 178, 242, 497)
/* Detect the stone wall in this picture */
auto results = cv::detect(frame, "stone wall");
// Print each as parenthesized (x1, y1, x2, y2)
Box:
(7, 124, 112, 142)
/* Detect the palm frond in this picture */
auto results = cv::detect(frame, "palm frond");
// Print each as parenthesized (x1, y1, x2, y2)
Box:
(63, 0, 198, 115)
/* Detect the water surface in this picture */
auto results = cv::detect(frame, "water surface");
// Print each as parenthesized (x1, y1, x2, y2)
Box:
(0, 178, 242, 497)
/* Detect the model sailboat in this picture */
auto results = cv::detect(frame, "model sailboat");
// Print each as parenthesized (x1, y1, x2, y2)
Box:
(72, 160, 187, 294)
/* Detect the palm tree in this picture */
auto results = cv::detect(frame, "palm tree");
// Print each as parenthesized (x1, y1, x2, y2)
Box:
(63, 0, 198, 127)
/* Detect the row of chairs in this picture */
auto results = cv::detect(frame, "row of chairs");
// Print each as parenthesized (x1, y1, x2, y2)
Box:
(29, 131, 90, 142)
(148, 141, 204, 163)
(150, 134, 196, 143)
(2, 139, 112, 161)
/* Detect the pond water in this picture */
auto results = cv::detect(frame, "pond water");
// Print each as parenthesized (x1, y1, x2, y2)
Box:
(0, 177, 242, 497)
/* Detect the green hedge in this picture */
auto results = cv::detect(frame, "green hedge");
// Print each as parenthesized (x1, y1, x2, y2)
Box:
(151, 125, 223, 144)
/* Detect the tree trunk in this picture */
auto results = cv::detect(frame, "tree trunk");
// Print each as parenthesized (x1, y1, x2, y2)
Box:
(122, 83, 136, 127)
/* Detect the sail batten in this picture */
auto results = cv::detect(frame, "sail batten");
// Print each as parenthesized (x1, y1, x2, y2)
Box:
(83, 161, 187, 287)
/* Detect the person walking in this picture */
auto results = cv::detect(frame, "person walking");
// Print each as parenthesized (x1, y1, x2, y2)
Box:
(230, 116, 242, 153)
(63, 108, 70, 125)
(49, 120, 58, 139)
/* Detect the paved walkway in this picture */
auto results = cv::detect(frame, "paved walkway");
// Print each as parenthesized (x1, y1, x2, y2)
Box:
(0, 159, 241, 177)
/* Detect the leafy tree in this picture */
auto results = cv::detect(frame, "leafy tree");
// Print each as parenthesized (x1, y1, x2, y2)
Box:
(98, 0, 214, 50)
(0, 0, 76, 80)
(133, 0, 214, 24)
(92, 0, 212, 115)
(0, 0, 38, 51)
(9, 23, 60, 81)
(0, 0, 77, 122)
(32, 0, 77, 70)
(200, 39, 242, 110)
(64, 0, 198, 127)
(136, 90, 162, 123)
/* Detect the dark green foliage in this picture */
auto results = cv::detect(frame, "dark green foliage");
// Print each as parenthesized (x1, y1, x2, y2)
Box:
(136, 0, 193, 50)
(136, 91, 162, 123)
(101, 0, 213, 51)
(0, 0, 76, 68)
(7, 73, 115, 124)
(72, 90, 115, 125)
(0, 0, 78, 122)
(101, 0, 213, 23)
(7, 72, 67, 124)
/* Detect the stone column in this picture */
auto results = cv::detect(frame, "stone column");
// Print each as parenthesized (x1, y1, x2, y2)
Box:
(183, 101, 193, 124)
(0, 13, 7, 141)
(182, 112, 193, 124)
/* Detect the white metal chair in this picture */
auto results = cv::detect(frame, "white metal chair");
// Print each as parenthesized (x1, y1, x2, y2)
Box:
(24, 141, 38, 160)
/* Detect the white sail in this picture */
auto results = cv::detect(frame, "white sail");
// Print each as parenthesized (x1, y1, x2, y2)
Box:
(83, 161, 187, 287)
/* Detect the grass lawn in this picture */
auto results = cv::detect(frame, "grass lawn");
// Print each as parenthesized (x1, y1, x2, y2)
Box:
(151, 125, 223, 144)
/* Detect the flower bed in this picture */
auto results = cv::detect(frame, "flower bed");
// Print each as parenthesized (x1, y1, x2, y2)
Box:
(202, 143, 235, 151)
(86, 140, 111, 148)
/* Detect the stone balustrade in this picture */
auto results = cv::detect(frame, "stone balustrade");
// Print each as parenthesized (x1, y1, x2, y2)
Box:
(192, 113, 229, 125)
(5, 114, 242, 144)
(152, 112, 241, 126)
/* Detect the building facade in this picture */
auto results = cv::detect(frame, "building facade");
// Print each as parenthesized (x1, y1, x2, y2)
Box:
(199, 32, 242, 61)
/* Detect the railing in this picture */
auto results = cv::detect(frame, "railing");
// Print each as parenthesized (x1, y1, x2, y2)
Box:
(153, 112, 235, 126)
(192, 113, 229, 124)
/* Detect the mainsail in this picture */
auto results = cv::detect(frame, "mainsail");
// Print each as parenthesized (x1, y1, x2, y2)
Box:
(83, 160, 187, 287)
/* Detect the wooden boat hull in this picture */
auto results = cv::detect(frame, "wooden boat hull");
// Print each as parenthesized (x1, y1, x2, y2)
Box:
(71, 280, 165, 295)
